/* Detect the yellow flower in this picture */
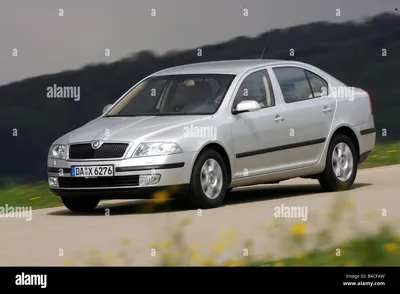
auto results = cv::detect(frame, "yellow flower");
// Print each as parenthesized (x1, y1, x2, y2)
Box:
(160, 241, 169, 249)
(225, 262, 241, 266)
(89, 249, 100, 255)
(201, 257, 214, 265)
(103, 253, 116, 259)
(264, 220, 276, 229)
(273, 262, 284, 266)
(290, 223, 306, 235)
(190, 252, 201, 260)
(387, 150, 397, 153)
(62, 259, 74, 266)
(29, 197, 40, 200)
(368, 155, 377, 158)
(344, 262, 357, 266)
(327, 211, 336, 218)
(148, 242, 158, 248)
(345, 201, 355, 209)
(180, 217, 192, 226)
(383, 243, 398, 253)
(219, 229, 237, 245)
(212, 243, 223, 252)
(189, 243, 199, 250)
(120, 238, 131, 245)
(296, 252, 306, 259)
(343, 242, 353, 248)
(153, 191, 169, 204)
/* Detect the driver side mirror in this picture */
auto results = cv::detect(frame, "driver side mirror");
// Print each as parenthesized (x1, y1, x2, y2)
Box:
(232, 100, 262, 114)
(103, 104, 113, 114)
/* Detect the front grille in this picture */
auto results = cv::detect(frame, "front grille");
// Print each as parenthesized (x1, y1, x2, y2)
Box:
(69, 143, 129, 159)
(58, 175, 140, 188)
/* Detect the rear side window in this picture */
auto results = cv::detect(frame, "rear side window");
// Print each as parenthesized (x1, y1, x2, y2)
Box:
(305, 70, 328, 98)
(273, 67, 313, 103)
(273, 67, 328, 103)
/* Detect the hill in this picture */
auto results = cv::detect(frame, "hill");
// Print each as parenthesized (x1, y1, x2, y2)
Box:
(1, 13, 399, 180)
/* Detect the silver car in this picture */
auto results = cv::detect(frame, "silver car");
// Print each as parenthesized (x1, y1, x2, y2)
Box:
(48, 60, 376, 212)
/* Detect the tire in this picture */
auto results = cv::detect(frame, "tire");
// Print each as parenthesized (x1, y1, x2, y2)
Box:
(61, 197, 100, 213)
(318, 134, 358, 192)
(187, 149, 229, 209)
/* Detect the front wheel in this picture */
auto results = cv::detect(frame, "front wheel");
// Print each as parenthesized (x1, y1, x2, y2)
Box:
(318, 134, 358, 192)
(187, 149, 229, 209)
(61, 197, 100, 213)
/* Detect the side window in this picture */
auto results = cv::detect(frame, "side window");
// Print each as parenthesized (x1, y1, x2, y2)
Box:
(273, 67, 313, 103)
(232, 70, 275, 110)
(305, 70, 328, 97)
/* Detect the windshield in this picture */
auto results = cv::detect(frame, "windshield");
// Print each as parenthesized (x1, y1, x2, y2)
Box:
(106, 74, 235, 116)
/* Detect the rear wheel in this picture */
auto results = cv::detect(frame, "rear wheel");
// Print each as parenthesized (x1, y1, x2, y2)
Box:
(61, 197, 100, 213)
(187, 149, 229, 209)
(318, 134, 358, 191)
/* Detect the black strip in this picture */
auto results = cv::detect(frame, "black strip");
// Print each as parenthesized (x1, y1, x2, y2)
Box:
(47, 167, 71, 173)
(236, 138, 326, 159)
(116, 162, 185, 172)
(360, 127, 376, 135)
(358, 150, 372, 164)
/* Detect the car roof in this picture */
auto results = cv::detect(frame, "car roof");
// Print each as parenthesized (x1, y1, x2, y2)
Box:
(151, 59, 299, 76)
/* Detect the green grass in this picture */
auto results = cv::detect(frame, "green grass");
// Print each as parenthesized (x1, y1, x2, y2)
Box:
(0, 181, 61, 209)
(0, 142, 399, 210)
(360, 141, 400, 168)
(250, 228, 400, 266)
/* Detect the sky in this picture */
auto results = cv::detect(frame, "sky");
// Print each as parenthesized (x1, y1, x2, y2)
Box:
(0, 0, 398, 86)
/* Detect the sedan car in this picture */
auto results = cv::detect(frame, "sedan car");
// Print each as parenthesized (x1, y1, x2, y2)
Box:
(48, 59, 376, 212)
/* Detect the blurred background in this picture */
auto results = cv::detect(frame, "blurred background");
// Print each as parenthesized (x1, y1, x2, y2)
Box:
(0, 0, 399, 181)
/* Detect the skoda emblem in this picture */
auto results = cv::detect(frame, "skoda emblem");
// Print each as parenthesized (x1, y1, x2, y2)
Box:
(91, 140, 101, 149)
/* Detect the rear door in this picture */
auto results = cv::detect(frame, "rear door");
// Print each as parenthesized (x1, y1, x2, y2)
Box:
(270, 66, 336, 168)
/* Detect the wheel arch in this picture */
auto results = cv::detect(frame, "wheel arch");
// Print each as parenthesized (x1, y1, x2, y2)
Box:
(192, 143, 232, 185)
(329, 125, 360, 159)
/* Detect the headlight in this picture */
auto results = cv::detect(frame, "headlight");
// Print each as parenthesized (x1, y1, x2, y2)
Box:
(49, 144, 66, 159)
(133, 142, 182, 157)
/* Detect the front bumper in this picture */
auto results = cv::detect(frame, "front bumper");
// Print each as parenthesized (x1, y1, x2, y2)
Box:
(47, 152, 196, 198)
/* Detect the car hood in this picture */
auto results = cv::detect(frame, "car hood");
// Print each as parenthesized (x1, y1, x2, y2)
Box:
(64, 115, 213, 144)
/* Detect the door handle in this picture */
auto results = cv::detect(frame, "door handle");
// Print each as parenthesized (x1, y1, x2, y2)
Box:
(274, 115, 284, 123)
(323, 106, 332, 113)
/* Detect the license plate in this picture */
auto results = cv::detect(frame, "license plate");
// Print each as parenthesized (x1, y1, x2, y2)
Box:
(71, 165, 114, 177)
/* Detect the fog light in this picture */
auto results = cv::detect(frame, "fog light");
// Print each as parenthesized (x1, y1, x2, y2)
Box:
(48, 177, 59, 188)
(139, 174, 161, 186)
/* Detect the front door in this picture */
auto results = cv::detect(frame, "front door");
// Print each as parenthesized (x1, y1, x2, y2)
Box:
(231, 69, 290, 179)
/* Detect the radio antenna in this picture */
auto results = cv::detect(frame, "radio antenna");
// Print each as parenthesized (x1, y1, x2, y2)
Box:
(259, 31, 271, 59)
